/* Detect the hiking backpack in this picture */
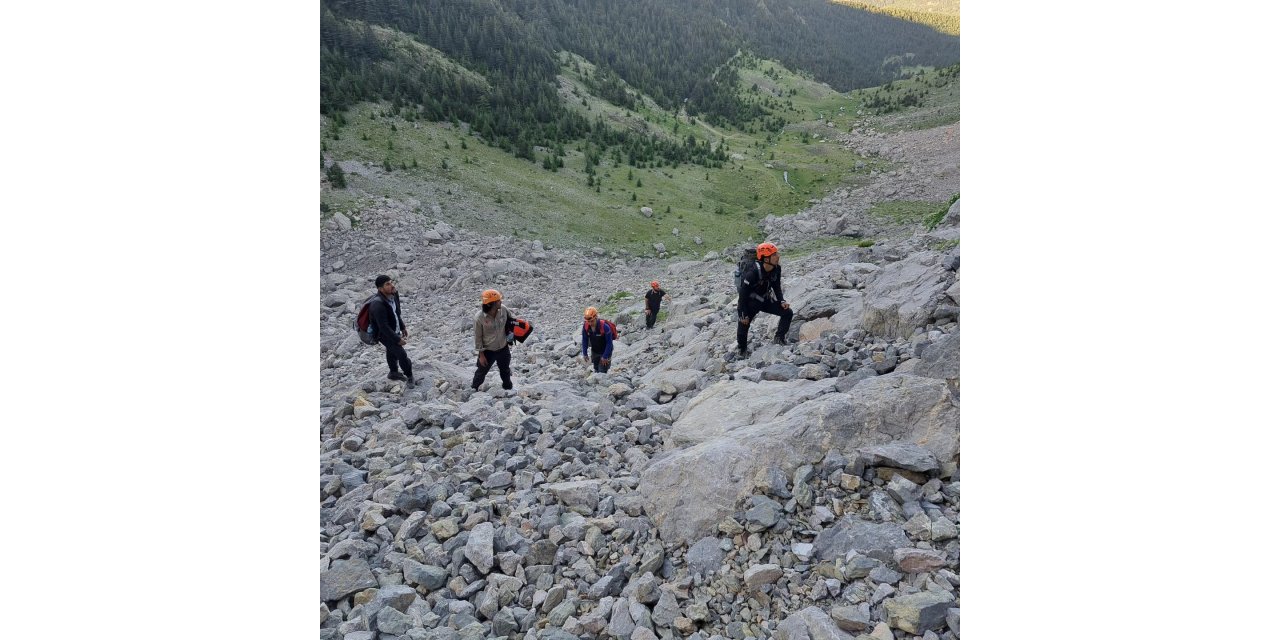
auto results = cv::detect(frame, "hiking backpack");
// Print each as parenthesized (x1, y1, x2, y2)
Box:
(585, 318, 618, 341)
(734, 247, 761, 293)
(354, 295, 381, 345)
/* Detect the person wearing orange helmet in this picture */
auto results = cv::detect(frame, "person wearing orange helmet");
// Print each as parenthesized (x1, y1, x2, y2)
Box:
(643, 280, 670, 329)
(581, 306, 614, 373)
(736, 241, 793, 356)
(471, 289, 517, 392)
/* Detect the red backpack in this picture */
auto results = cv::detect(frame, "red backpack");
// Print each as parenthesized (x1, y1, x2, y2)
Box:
(354, 295, 380, 345)
(585, 318, 618, 340)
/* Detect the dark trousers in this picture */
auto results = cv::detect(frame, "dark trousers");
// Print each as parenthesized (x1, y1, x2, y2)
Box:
(737, 299, 793, 348)
(645, 305, 659, 328)
(591, 351, 611, 373)
(383, 341, 413, 378)
(472, 346, 512, 390)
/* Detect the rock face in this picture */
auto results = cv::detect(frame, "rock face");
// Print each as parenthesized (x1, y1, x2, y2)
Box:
(640, 373, 957, 544)
(915, 328, 959, 396)
(861, 252, 954, 339)
(318, 166, 961, 639)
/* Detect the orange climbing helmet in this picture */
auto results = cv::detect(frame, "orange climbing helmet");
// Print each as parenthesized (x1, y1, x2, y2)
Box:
(756, 242, 779, 260)
(481, 289, 502, 304)
(650, 281, 660, 289)
(584, 306, 598, 320)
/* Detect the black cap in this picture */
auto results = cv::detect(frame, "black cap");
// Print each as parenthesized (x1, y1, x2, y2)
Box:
(375, 275, 392, 288)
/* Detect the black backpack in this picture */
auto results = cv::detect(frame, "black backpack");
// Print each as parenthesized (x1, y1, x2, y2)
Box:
(734, 247, 761, 293)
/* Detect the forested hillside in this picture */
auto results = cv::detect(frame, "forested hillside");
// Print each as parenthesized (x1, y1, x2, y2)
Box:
(834, 0, 960, 36)
(321, 0, 958, 162)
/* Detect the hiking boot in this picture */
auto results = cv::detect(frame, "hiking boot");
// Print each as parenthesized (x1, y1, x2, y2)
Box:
(388, 372, 407, 381)
(405, 377, 416, 387)
(773, 336, 788, 345)
(737, 344, 749, 357)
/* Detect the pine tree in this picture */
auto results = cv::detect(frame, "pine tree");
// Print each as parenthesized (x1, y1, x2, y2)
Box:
(326, 163, 347, 188)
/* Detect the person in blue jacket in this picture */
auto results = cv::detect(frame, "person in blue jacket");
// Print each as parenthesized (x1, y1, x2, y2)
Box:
(580, 306, 613, 373)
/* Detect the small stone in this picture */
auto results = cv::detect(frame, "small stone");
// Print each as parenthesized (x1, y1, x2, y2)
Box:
(831, 605, 870, 632)
(686, 536, 726, 578)
(464, 522, 495, 574)
(375, 606, 413, 635)
(792, 543, 814, 562)
(886, 475, 921, 504)
(893, 548, 948, 573)
(743, 563, 784, 588)
(430, 518, 459, 540)
(869, 622, 895, 640)
(685, 602, 710, 622)
(402, 560, 447, 590)
(931, 517, 959, 541)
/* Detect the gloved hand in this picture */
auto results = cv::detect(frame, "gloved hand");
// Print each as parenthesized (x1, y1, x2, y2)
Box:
(506, 331, 515, 345)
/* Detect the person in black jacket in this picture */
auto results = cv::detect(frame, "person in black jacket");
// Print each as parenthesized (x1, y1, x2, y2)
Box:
(737, 242, 793, 356)
(371, 274, 414, 385)
(644, 281, 670, 329)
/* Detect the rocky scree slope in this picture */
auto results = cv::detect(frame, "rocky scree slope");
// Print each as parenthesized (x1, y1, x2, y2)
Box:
(319, 200, 961, 639)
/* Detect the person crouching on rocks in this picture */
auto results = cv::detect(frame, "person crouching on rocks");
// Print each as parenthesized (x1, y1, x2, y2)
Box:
(472, 289, 516, 392)
(581, 307, 614, 373)
(737, 242, 793, 356)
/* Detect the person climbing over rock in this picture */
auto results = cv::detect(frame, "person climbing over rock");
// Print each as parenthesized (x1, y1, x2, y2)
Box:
(471, 289, 517, 392)
(371, 275, 414, 386)
(736, 241, 793, 356)
(644, 280, 670, 329)
(581, 306, 614, 373)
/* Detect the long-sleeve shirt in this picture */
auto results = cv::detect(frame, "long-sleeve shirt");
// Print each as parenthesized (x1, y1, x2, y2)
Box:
(474, 307, 513, 353)
(581, 320, 614, 359)
(738, 262, 784, 313)
(371, 292, 406, 345)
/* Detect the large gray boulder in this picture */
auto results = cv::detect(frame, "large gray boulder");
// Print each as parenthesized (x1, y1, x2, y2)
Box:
(791, 289, 865, 323)
(775, 606, 856, 640)
(884, 591, 955, 633)
(665, 378, 839, 448)
(862, 252, 954, 339)
(639, 337, 715, 383)
(320, 558, 378, 602)
(812, 517, 911, 562)
(914, 329, 959, 397)
(857, 442, 939, 473)
(640, 373, 958, 544)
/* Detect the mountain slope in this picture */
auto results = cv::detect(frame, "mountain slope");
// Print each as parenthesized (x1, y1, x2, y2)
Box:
(319, 186, 962, 639)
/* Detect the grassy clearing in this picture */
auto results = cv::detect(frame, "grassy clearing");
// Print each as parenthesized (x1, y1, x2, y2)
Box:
(869, 200, 945, 225)
(923, 193, 961, 230)
(848, 66, 960, 133)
